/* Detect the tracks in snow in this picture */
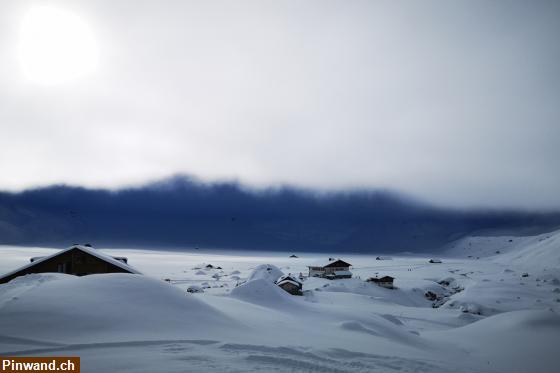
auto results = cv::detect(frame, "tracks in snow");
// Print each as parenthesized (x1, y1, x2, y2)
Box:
(1, 338, 476, 373)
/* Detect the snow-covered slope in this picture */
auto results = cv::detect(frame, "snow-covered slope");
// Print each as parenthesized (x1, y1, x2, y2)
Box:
(445, 229, 560, 273)
(428, 309, 560, 373)
(0, 273, 242, 345)
(1, 230, 560, 373)
(439, 229, 560, 317)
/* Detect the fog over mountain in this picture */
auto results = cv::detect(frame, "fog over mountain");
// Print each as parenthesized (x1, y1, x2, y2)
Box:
(1, 176, 559, 252)
(1, 1, 560, 209)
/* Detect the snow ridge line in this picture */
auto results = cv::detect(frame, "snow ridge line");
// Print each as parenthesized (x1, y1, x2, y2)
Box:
(0, 338, 220, 356)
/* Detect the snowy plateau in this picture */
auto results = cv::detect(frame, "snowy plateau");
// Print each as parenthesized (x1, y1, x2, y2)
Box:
(1, 230, 560, 373)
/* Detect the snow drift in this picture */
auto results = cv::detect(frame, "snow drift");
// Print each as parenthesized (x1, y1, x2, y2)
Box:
(245, 264, 283, 283)
(430, 309, 560, 373)
(0, 273, 242, 344)
(229, 264, 298, 309)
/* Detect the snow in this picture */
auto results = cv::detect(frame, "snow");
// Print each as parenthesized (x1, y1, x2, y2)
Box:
(230, 279, 297, 309)
(1, 229, 560, 372)
(429, 309, 560, 373)
(245, 264, 284, 283)
(0, 273, 240, 345)
(275, 274, 296, 282)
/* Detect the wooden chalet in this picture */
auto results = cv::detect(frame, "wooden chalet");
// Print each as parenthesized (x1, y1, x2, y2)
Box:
(307, 259, 352, 279)
(367, 275, 395, 289)
(0, 245, 141, 284)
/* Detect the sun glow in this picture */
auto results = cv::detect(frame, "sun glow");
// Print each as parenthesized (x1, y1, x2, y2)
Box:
(18, 6, 98, 84)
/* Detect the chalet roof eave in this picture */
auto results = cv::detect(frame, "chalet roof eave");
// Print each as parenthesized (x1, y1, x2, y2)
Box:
(307, 259, 352, 268)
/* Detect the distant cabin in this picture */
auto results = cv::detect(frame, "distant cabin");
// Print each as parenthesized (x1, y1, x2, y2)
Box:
(429, 259, 442, 264)
(276, 274, 303, 295)
(307, 259, 352, 279)
(367, 275, 395, 289)
(376, 256, 393, 260)
(0, 245, 141, 284)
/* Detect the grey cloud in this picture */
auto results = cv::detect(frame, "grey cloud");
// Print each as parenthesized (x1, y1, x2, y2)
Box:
(0, 0, 559, 209)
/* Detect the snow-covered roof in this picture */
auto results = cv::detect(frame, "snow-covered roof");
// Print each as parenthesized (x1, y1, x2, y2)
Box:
(369, 275, 394, 282)
(276, 274, 301, 285)
(0, 245, 141, 281)
(379, 275, 394, 281)
(277, 279, 302, 288)
(308, 258, 352, 268)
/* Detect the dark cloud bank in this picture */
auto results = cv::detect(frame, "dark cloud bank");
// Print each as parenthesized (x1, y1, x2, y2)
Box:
(1, 176, 559, 253)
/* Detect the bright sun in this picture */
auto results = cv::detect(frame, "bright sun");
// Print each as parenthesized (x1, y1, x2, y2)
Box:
(18, 6, 98, 85)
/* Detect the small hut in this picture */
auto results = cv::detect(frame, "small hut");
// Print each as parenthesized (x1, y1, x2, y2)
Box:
(276, 274, 303, 295)
(367, 275, 395, 289)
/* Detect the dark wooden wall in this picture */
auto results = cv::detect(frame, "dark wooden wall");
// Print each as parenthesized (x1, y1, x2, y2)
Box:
(0, 248, 132, 284)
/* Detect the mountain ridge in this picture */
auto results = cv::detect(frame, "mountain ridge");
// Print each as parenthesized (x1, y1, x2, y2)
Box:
(1, 176, 559, 252)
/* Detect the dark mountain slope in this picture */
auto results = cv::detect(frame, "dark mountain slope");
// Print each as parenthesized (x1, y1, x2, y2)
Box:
(0, 176, 558, 252)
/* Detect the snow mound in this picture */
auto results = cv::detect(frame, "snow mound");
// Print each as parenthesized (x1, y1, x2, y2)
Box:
(230, 279, 296, 309)
(432, 309, 560, 373)
(442, 300, 493, 316)
(338, 315, 425, 347)
(455, 309, 560, 334)
(246, 264, 284, 283)
(380, 314, 404, 326)
(0, 273, 67, 308)
(339, 320, 380, 336)
(306, 277, 434, 307)
(0, 273, 241, 344)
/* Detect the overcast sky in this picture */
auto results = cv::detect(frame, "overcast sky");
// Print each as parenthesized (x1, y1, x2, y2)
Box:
(0, 0, 559, 209)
